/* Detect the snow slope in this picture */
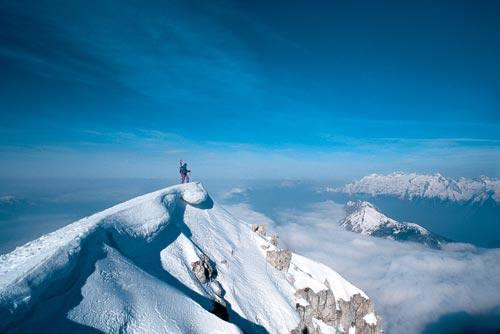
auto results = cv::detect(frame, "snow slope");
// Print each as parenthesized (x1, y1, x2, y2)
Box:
(340, 201, 448, 249)
(329, 172, 500, 203)
(0, 182, 381, 334)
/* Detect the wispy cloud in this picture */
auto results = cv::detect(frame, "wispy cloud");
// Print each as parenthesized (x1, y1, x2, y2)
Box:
(1, 1, 498, 180)
(0, 126, 498, 179)
(320, 133, 500, 151)
(0, 1, 270, 110)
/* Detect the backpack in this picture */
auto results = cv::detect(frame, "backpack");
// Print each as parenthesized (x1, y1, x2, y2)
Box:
(180, 164, 188, 174)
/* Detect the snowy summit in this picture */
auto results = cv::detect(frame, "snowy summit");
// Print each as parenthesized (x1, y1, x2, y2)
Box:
(340, 200, 448, 249)
(329, 172, 500, 203)
(0, 182, 381, 334)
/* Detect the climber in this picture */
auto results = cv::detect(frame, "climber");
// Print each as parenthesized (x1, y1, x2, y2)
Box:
(179, 160, 190, 183)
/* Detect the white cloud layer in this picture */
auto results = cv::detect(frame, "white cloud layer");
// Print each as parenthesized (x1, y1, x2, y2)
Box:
(223, 200, 500, 333)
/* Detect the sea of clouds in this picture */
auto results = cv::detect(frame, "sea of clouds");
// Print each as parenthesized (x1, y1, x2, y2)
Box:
(222, 199, 500, 333)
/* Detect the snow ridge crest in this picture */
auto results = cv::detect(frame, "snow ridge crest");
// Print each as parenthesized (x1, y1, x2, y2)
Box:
(0, 182, 381, 334)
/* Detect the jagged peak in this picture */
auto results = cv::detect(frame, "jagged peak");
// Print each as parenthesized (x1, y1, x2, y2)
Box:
(341, 200, 446, 249)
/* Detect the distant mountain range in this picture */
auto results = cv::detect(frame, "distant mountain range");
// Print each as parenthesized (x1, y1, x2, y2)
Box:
(0, 196, 17, 205)
(328, 172, 499, 204)
(0, 196, 29, 216)
(340, 200, 449, 249)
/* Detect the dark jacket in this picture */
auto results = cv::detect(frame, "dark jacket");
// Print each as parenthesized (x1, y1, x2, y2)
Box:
(180, 164, 189, 175)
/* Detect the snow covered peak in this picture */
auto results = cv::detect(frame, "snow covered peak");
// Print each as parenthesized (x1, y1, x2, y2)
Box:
(0, 183, 381, 334)
(330, 172, 500, 203)
(341, 200, 447, 249)
(342, 201, 399, 234)
(0, 195, 16, 204)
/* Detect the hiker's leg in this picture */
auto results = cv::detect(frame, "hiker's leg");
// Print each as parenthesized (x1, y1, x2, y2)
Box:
(185, 174, 190, 183)
(181, 174, 185, 183)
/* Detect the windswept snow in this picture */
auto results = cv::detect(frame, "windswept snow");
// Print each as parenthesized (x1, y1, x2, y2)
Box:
(68, 244, 240, 334)
(290, 254, 367, 301)
(0, 182, 380, 334)
(328, 172, 500, 203)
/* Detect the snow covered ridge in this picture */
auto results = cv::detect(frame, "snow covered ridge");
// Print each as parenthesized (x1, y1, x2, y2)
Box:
(0, 182, 381, 334)
(328, 172, 500, 203)
(340, 201, 448, 249)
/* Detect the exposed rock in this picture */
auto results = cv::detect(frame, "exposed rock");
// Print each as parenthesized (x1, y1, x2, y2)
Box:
(261, 244, 270, 250)
(191, 255, 213, 284)
(192, 256, 231, 320)
(338, 293, 380, 334)
(292, 287, 337, 334)
(212, 301, 229, 321)
(291, 305, 318, 334)
(266, 249, 292, 272)
(251, 224, 267, 236)
(271, 234, 279, 246)
(292, 288, 381, 334)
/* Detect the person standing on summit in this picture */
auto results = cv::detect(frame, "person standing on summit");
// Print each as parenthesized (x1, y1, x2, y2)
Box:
(179, 160, 190, 183)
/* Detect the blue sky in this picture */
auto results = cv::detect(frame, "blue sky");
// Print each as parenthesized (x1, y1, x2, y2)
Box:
(0, 0, 499, 179)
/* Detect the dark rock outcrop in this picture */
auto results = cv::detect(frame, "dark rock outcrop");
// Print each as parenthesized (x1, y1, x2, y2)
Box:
(266, 249, 292, 272)
(251, 224, 267, 236)
(191, 255, 213, 284)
